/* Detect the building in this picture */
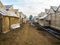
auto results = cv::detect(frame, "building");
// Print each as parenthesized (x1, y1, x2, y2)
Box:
(33, 16, 39, 22)
(5, 5, 20, 29)
(44, 9, 51, 26)
(0, 1, 21, 33)
(19, 12, 27, 24)
(0, 1, 10, 33)
(53, 5, 60, 30)
(38, 12, 47, 26)
(48, 6, 58, 28)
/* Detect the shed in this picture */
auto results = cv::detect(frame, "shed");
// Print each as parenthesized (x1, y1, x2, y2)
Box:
(5, 5, 20, 29)
(0, 9, 10, 33)
(0, 1, 10, 33)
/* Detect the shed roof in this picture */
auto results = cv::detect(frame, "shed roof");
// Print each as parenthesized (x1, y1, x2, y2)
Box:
(51, 6, 58, 11)
(5, 5, 12, 9)
(0, 9, 8, 15)
(0, 9, 19, 18)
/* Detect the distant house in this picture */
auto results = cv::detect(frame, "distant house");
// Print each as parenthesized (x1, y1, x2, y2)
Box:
(38, 13, 42, 17)
(19, 12, 27, 24)
(38, 12, 47, 19)
(14, 9, 19, 16)
(38, 12, 46, 18)
(38, 12, 47, 26)
(5, 5, 20, 29)
(33, 16, 39, 22)
(23, 15, 27, 23)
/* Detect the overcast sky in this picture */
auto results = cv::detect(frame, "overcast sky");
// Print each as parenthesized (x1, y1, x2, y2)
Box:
(1, 0, 60, 17)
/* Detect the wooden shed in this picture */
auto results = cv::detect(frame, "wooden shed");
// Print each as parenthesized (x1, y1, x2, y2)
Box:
(0, 1, 10, 33)
(0, 1, 21, 33)
(0, 9, 11, 33)
(5, 5, 20, 29)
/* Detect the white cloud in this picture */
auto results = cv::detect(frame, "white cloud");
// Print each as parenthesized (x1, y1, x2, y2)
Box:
(14, 0, 60, 17)
(25, 0, 47, 3)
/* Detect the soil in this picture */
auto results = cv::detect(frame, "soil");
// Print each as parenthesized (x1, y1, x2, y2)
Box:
(0, 22, 60, 45)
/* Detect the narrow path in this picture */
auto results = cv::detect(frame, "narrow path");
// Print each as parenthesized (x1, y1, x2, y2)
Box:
(0, 23, 60, 45)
